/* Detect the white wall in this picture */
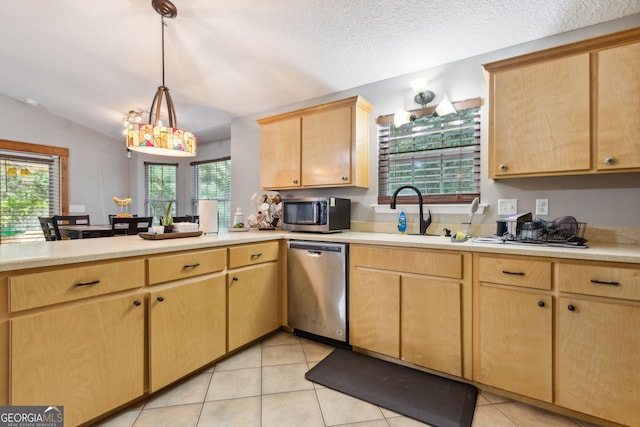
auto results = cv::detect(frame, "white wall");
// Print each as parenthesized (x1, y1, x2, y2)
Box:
(229, 14, 640, 228)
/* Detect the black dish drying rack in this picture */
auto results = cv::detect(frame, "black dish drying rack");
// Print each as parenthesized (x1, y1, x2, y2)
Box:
(503, 218, 588, 247)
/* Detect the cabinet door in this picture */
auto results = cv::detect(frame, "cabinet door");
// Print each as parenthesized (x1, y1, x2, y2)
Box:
(402, 276, 462, 376)
(260, 117, 301, 189)
(558, 297, 640, 426)
(490, 53, 590, 177)
(349, 268, 400, 358)
(477, 285, 552, 402)
(149, 276, 226, 392)
(11, 294, 145, 427)
(301, 106, 352, 186)
(228, 262, 279, 351)
(597, 41, 640, 170)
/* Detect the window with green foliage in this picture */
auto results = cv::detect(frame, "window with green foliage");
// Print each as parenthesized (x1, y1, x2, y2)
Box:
(0, 141, 66, 244)
(191, 158, 231, 229)
(145, 162, 178, 224)
(377, 98, 481, 205)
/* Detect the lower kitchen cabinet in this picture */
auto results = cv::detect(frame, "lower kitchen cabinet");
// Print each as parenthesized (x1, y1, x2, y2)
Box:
(349, 245, 470, 377)
(474, 254, 553, 402)
(477, 285, 552, 402)
(10, 293, 145, 427)
(148, 275, 226, 392)
(228, 262, 279, 351)
(558, 297, 640, 426)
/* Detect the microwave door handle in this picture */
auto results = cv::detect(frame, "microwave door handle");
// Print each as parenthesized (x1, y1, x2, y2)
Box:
(313, 202, 319, 224)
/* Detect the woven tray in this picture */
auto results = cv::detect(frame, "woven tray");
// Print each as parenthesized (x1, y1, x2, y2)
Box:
(138, 230, 203, 240)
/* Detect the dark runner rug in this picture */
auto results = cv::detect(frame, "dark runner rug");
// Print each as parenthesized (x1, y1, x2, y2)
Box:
(305, 348, 477, 427)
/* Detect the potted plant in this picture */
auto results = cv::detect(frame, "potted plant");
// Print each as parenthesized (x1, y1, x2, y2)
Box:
(160, 201, 174, 233)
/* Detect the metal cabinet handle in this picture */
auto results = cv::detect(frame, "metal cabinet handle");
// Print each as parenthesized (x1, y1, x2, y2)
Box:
(590, 279, 620, 286)
(499, 164, 507, 171)
(232, 276, 239, 282)
(502, 270, 525, 276)
(133, 300, 142, 306)
(567, 305, 576, 311)
(75, 279, 100, 287)
(250, 253, 262, 259)
(604, 157, 615, 165)
(293, 179, 299, 184)
(341, 176, 348, 181)
(183, 263, 200, 268)
(538, 301, 545, 307)
(157, 296, 165, 302)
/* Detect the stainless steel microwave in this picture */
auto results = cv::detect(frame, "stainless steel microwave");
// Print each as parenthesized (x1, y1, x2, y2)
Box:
(282, 197, 351, 233)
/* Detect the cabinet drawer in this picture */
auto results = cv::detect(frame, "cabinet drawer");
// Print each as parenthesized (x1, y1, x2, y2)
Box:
(478, 256, 551, 290)
(148, 249, 226, 285)
(557, 263, 640, 301)
(9, 259, 145, 312)
(228, 241, 279, 269)
(350, 246, 462, 279)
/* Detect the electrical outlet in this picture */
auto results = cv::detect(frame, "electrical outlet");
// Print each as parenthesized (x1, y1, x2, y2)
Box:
(498, 199, 518, 216)
(536, 199, 549, 216)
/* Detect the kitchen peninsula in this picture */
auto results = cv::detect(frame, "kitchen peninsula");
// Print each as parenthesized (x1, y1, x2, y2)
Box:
(1, 232, 639, 426)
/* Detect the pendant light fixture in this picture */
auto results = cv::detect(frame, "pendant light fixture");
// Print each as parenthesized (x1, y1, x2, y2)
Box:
(126, 0, 196, 157)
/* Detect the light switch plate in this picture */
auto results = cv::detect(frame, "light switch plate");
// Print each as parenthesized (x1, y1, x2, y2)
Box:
(498, 199, 518, 216)
(69, 204, 85, 213)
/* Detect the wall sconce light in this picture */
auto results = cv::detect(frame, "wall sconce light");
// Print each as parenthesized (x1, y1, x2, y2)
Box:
(394, 77, 457, 127)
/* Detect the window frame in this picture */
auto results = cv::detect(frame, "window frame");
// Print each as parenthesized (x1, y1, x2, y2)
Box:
(191, 157, 231, 230)
(0, 140, 68, 244)
(376, 97, 482, 205)
(144, 162, 179, 222)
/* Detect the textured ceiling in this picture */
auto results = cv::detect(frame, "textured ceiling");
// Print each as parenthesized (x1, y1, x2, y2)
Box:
(1, 0, 640, 143)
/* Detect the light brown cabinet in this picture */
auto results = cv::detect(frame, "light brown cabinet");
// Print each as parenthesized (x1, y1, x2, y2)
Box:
(596, 40, 640, 171)
(227, 241, 281, 351)
(10, 293, 146, 427)
(148, 276, 226, 392)
(349, 245, 471, 378)
(474, 254, 553, 402)
(257, 96, 373, 189)
(556, 261, 640, 426)
(484, 27, 640, 178)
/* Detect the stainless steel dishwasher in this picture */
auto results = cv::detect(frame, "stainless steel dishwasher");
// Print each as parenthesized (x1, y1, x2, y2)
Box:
(287, 240, 348, 345)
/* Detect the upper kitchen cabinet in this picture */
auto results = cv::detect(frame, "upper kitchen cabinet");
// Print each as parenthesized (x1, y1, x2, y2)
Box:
(597, 41, 640, 171)
(484, 27, 640, 179)
(257, 96, 373, 189)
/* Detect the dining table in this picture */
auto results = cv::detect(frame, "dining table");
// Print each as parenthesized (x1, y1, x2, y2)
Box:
(58, 224, 114, 239)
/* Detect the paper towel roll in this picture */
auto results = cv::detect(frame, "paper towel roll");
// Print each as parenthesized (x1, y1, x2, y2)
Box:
(199, 200, 219, 234)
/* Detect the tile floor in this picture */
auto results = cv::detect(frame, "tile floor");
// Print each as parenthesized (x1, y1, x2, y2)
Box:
(96, 331, 602, 427)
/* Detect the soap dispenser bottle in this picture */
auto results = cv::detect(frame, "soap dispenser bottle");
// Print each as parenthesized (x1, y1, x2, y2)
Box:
(397, 211, 407, 234)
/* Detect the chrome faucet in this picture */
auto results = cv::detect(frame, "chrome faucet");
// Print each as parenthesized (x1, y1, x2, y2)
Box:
(390, 185, 432, 235)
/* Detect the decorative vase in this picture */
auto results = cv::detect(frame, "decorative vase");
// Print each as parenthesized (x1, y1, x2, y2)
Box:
(164, 225, 173, 233)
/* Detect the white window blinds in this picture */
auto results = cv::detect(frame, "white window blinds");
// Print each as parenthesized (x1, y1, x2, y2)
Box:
(191, 158, 231, 229)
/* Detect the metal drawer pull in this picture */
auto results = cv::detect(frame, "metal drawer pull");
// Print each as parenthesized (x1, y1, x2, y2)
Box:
(133, 300, 142, 306)
(567, 305, 576, 311)
(251, 253, 263, 259)
(502, 270, 525, 276)
(75, 279, 100, 287)
(590, 279, 620, 286)
(183, 263, 200, 268)
(538, 301, 545, 307)
(232, 276, 239, 282)
(157, 296, 165, 302)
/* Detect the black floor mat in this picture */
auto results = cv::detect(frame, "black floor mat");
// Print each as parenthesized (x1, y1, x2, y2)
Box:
(305, 348, 477, 427)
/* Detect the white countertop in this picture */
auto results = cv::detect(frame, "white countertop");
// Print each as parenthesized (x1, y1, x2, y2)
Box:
(1, 230, 639, 272)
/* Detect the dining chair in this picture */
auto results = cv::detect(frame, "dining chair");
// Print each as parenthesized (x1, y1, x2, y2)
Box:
(111, 216, 153, 235)
(52, 215, 91, 239)
(108, 214, 138, 225)
(38, 216, 59, 241)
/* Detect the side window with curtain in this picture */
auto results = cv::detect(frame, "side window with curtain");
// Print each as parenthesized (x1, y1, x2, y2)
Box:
(145, 162, 178, 223)
(377, 98, 481, 205)
(0, 141, 66, 244)
(191, 158, 231, 230)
